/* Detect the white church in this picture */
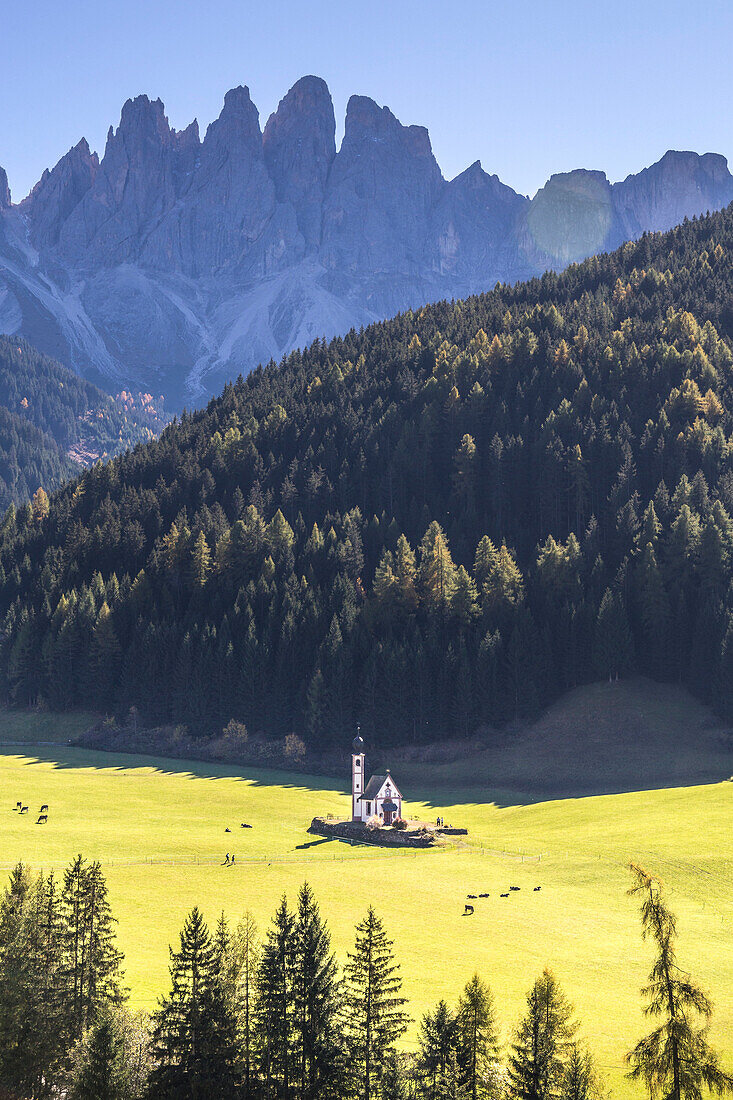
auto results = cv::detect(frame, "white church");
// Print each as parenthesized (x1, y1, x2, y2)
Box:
(351, 732, 404, 825)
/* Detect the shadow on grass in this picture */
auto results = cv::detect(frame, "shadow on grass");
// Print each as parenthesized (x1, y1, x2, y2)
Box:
(2, 692, 731, 814)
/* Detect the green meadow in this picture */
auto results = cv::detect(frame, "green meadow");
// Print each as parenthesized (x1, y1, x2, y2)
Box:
(0, 708, 730, 1098)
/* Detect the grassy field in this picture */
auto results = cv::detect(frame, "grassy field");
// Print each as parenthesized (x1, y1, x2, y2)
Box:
(0, 702, 730, 1098)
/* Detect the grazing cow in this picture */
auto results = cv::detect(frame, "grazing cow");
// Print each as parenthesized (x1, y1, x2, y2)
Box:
(40, 804, 48, 813)
(225, 827, 231, 833)
(467, 894, 477, 899)
(479, 893, 489, 898)
(20, 806, 28, 814)
(534, 886, 541, 891)
(37, 814, 47, 825)
(510, 886, 520, 891)
(242, 823, 252, 829)
(500, 892, 509, 898)
(463, 904, 474, 915)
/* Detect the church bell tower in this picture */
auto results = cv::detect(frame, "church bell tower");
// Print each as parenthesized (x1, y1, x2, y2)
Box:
(352, 729, 365, 821)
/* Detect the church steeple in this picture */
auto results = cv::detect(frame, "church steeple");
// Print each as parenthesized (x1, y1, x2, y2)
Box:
(352, 726, 365, 821)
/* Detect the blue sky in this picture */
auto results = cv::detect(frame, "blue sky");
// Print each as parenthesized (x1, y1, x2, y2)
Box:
(2, 0, 732, 201)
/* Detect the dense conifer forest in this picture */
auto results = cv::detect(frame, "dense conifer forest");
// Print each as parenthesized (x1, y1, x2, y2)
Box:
(0, 337, 167, 509)
(4, 207, 733, 744)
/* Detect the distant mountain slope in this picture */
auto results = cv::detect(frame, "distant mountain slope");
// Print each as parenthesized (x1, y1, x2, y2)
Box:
(3, 205, 733, 750)
(0, 336, 168, 508)
(0, 403, 77, 508)
(1, 77, 732, 403)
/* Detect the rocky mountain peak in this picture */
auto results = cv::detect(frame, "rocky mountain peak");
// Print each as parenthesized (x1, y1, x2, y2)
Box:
(522, 169, 617, 269)
(22, 139, 99, 248)
(321, 94, 444, 290)
(116, 95, 172, 146)
(263, 76, 336, 250)
(204, 85, 262, 157)
(342, 95, 436, 163)
(3, 76, 733, 403)
(613, 149, 733, 237)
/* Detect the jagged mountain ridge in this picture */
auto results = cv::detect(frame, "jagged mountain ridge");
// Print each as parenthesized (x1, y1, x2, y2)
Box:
(1, 75, 732, 404)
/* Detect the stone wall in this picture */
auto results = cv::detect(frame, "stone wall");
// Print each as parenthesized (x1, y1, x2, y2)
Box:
(309, 817, 436, 848)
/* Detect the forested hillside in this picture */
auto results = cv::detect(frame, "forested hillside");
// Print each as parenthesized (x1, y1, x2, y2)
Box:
(0, 337, 168, 508)
(3, 207, 733, 746)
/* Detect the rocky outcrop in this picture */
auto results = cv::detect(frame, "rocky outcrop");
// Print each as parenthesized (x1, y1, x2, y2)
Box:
(309, 816, 437, 847)
(58, 96, 195, 264)
(1, 75, 732, 403)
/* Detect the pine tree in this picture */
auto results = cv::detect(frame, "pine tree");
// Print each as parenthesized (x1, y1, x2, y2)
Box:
(344, 906, 409, 1100)
(626, 863, 733, 1100)
(593, 588, 633, 681)
(455, 974, 500, 1100)
(508, 968, 576, 1100)
(382, 1051, 417, 1100)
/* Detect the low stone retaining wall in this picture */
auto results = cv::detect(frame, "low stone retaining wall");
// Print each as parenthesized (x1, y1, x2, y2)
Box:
(309, 817, 437, 848)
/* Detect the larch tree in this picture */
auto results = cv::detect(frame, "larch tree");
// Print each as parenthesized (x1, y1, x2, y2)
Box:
(626, 863, 733, 1100)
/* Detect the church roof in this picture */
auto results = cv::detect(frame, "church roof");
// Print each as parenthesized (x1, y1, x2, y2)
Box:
(360, 774, 402, 800)
(361, 774, 387, 800)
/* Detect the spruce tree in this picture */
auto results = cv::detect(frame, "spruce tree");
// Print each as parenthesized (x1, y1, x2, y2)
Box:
(626, 863, 733, 1100)
(148, 906, 239, 1099)
(256, 894, 297, 1096)
(508, 968, 576, 1100)
(420, 999, 458, 1096)
(59, 856, 125, 1045)
(344, 906, 409, 1100)
(293, 882, 346, 1100)
(455, 974, 500, 1100)
(233, 910, 260, 1098)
